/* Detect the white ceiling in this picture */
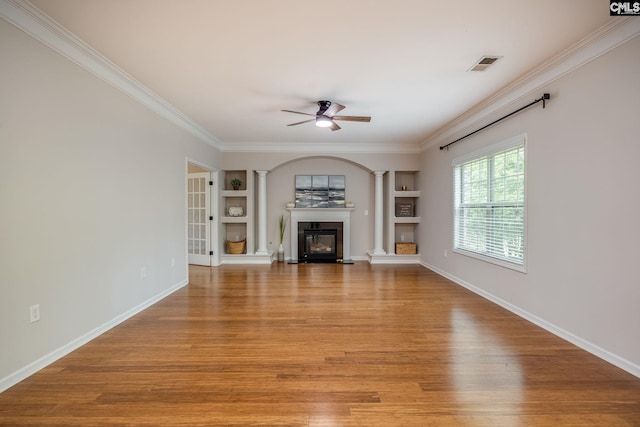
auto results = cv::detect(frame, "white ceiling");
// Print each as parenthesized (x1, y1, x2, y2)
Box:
(28, 0, 612, 152)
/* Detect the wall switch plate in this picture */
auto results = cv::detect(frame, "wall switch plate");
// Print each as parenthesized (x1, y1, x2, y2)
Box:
(30, 304, 40, 323)
(141, 267, 147, 279)
(364, 210, 369, 216)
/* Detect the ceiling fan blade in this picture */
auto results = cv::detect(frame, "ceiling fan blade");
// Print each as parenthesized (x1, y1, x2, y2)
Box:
(330, 121, 341, 131)
(332, 115, 371, 122)
(324, 102, 345, 117)
(287, 119, 315, 126)
(281, 109, 315, 117)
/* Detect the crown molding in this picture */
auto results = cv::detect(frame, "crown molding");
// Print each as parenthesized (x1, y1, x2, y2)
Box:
(220, 141, 422, 154)
(421, 17, 640, 151)
(0, 0, 222, 150)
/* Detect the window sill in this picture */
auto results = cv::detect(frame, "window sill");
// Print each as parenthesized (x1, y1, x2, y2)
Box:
(453, 248, 527, 273)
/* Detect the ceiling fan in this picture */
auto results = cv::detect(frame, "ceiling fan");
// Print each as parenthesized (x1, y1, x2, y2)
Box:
(282, 100, 371, 131)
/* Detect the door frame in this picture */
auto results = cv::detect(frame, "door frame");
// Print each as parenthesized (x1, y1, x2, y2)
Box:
(186, 159, 220, 267)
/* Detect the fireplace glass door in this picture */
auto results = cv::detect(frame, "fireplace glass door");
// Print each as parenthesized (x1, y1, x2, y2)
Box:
(303, 229, 338, 262)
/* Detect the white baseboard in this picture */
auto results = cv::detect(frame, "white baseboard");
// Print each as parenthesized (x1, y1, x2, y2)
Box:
(421, 261, 640, 379)
(220, 253, 274, 265)
(0, 279, 189, 393)
(367, 251, 421, 264)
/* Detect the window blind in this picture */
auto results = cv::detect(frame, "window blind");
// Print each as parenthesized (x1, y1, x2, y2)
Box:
(453, 140, 526, 269)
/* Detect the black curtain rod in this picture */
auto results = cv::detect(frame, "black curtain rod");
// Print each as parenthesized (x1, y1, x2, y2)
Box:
(440, 93, 550, 151)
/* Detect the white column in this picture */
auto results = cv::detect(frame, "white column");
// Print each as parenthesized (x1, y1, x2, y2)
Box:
(255, 170, 269, 255)
(373, 170, 386, 255)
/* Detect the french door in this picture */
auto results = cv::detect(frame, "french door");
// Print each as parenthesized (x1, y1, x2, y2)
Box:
(187, 172, 211, 266)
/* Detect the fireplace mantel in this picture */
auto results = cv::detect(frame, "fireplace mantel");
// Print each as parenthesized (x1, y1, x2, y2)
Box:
(288, 208, 354, 263)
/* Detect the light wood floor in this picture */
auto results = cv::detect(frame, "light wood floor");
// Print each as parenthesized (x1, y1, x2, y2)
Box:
(1, 263, 638, 426)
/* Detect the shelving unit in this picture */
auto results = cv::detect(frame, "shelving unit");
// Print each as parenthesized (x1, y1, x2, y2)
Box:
(219, 170, 253, 260)
(392, 171, 420, 256)
(371, 170, 421, 264)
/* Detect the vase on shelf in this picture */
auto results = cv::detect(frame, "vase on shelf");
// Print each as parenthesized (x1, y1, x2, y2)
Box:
(278, 214, 287, 262)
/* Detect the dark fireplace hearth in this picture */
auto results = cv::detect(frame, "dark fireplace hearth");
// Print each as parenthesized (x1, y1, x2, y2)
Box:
(298, 222, 343, 263)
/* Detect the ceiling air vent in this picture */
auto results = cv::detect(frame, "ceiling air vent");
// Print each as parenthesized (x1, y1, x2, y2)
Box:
(468, 56, 502, 72)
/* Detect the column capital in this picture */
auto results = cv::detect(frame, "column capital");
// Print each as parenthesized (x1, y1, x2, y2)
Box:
(373, 170, 387, 177)
(255, 170, 269, 175)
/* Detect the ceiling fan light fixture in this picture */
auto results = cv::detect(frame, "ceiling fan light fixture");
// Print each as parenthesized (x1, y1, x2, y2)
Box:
(283, 101, 370, 131)
(315, 116, 333, 128)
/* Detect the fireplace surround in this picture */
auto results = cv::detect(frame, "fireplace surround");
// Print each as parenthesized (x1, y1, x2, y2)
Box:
(288, 208, 353, 263)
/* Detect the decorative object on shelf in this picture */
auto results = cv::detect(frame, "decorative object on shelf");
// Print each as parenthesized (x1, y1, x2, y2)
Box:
(230, 178, 242, 190)
(286, 201, 295, 208)
(226, 238, 246, 254)
(395, 202, 414, 217)
(401, 185, 408, 191)
(396, 242, 417, 254)
(278, 214, 287, 262)
(345, 201, 355, 208)
(228, 206, 244, 217)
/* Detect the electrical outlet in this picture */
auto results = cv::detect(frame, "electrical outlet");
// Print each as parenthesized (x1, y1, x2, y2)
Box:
(444, 249, 448, 258)
(30, 304, 40, 323)
(141, 267, 147, 279)
(171, 257, 175, 268)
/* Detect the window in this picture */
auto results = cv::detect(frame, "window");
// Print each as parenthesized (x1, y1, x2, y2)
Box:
(453, 135, 526, 271)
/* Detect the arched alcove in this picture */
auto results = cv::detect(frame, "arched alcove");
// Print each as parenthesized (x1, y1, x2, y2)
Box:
(265, 156, 375, 260)
(269, 155, 373, 174)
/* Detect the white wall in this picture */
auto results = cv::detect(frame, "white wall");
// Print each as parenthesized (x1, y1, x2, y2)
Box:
(0, 19, 220, 389)
(419, 34, 640, 375)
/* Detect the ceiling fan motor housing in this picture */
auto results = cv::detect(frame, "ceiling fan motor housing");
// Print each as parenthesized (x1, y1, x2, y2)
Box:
(317, 100, 331, 115)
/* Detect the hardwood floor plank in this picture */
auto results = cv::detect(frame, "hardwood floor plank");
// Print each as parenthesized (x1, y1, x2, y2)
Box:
(0, 263, 638, 426)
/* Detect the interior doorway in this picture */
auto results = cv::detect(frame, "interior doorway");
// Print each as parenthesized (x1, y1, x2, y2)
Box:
(187, 163, 217, 266)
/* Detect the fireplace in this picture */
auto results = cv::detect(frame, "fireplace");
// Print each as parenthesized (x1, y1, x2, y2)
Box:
(301, 227, 339, 263)
(288, 208, 353, 263)
(298, 222, 343, 262)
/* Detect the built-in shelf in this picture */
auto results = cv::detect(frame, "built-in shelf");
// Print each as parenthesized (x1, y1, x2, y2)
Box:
(221, 190, 248, 197)
(393, 216, 421, 224)
(220, 170, 254, 259)
(220, 252, 274, 265)
(388, 171, 421, 258)
(220, 216, 248, 224)
(393, 190, 421, 198)
(368, 252, 420, 265)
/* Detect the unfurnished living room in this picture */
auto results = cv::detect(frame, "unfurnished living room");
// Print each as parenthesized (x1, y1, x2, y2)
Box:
(1, 1, 639, 425)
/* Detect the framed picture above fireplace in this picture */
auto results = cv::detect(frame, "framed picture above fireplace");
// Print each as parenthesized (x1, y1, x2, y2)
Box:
(295, 175, 345, 208)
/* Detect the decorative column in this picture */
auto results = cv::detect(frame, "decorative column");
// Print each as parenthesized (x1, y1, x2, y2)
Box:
(255, 170, 269, 255)
(373, 170, 386, 255)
